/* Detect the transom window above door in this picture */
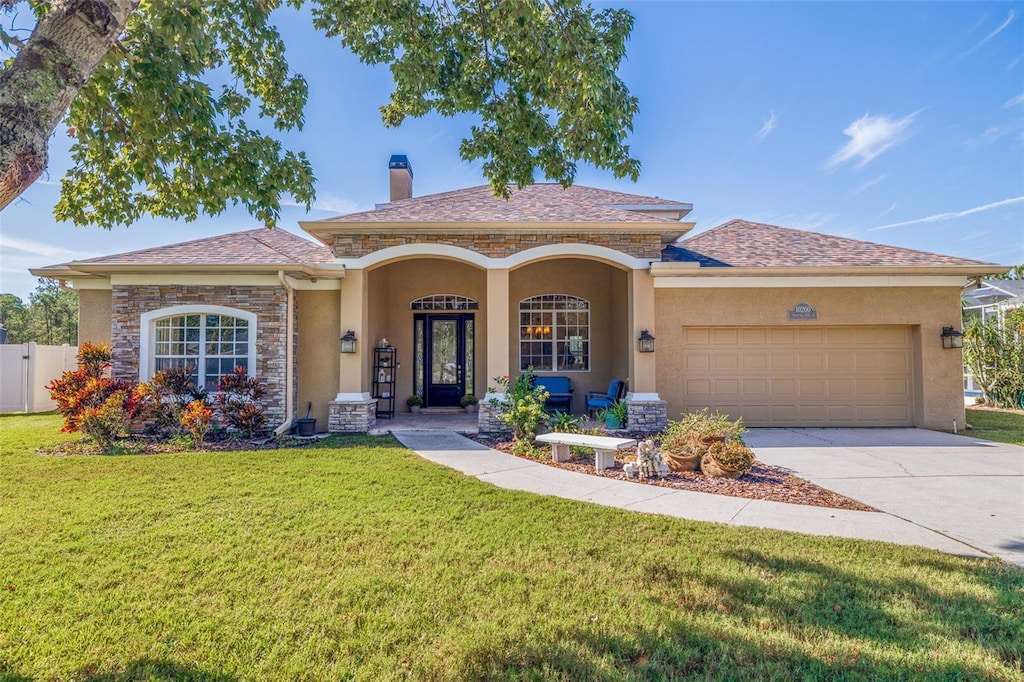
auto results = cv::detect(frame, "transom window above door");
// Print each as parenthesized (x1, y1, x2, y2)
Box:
(519, 295, 590, 371)
(410, 294, 479, 310)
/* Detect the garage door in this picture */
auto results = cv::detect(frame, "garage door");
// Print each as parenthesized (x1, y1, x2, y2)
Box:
(678, 326, 913, 427)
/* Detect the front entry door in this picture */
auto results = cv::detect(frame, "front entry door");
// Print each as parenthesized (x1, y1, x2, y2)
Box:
(415, 314, 474, 407)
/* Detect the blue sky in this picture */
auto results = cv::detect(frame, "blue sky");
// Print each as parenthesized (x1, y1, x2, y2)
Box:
(1, 1, 1022, 299)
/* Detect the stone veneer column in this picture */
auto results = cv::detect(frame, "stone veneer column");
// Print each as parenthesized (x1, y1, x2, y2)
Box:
(328, 269, 377, 433)
(328, 399, 377, 433)
(626, 268, 665, 434)
(479, 268, 511, 434)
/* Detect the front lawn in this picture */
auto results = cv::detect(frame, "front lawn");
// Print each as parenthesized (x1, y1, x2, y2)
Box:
(967, 407, 1024, 446)
(2, 414, 1022, 680)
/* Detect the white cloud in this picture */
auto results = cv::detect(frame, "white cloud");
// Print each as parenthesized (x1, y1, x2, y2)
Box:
(868, 196, 1024, 231)
(1004, 93, 1024, 108)
(0, 234, 91, 260)
(879, 202, 897, 217)
(958, 10, 1016, 60)
(963, 121, 1024, 151)
(960, 230, 989, 241)
(754, 111, 777, 142)
(826, 112, 917, 169)
(854, 174, 887, 194)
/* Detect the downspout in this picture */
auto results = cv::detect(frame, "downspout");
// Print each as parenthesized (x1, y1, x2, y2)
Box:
(274, 271, 295, 436)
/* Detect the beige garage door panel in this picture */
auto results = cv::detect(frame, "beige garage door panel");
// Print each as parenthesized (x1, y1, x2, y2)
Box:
(679, 326, 913, 427)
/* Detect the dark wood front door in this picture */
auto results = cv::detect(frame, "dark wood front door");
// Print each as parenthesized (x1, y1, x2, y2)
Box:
(415, 314, 474, 407)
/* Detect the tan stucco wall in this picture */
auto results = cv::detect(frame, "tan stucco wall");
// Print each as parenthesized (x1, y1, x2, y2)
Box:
(367, 259, 487, 408)
(297, 290, 341, 432)
(654, 286, 966, 430)
(78, 289, 112, 345)
(509, 259, 628, 411)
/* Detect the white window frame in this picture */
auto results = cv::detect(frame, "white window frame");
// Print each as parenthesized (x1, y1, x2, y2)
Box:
(139, 305, 258, 387)
(518, 294, 591, 372)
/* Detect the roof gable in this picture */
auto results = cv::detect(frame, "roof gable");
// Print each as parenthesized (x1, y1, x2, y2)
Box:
(665, 219, 993, 268)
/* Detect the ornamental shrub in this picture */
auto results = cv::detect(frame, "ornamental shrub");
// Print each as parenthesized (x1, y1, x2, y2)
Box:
(488, 369, 549, 442)
(180, 400, 214, 449)
(79, 390, 134, 452)
(141, 367, 207, 436)
(963, 308, 1024, 409)
(216, 366, 268, 437)
(47, 342, 143, 436)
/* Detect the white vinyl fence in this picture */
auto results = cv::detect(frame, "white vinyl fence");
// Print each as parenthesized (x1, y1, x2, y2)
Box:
(0, 343, 78, 414)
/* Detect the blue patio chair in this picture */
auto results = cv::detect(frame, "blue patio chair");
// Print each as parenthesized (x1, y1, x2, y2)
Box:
(586, 379, 626, 416)
(535, 376, 573, 413)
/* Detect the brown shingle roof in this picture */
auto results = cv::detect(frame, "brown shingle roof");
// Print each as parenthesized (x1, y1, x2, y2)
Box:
(316, 183, 689, 223)
(669, 219, 992, 267)
(48, 228, 334, 268)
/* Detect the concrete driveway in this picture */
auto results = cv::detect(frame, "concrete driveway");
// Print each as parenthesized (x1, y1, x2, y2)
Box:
(745, 428, 1024, 567)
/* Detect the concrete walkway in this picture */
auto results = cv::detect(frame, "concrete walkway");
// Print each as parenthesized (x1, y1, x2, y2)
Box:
(746, 428, 1024, 567)
(391, 430, 991, 561)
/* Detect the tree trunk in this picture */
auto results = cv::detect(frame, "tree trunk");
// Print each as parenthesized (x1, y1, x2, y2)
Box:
(0, 0, 137, 210)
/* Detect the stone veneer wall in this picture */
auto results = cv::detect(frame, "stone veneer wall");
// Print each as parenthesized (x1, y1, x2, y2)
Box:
(626, 399, 667, 434)
(477, 400, 510, 435)
(111, 285, 289, 425)
(328, 399, 377, 433)
(333, 232, 662, 260)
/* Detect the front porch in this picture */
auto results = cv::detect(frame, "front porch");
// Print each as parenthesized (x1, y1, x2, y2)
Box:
(368, 408, 479, 435)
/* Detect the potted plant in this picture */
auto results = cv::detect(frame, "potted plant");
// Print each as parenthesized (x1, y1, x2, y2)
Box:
(406, 395, 423, 414)
(700, 441, 755, 479)
(600, 400, 628, 429)
(460, 393, 479, 413)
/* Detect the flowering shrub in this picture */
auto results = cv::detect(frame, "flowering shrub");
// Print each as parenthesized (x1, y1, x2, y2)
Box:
(488, 369, 549, 442)
(180, 400, 214, 449)
(217, 367, 268, 437)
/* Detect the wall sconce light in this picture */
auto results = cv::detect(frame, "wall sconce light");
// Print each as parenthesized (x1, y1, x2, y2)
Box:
(638, 329, 656, 353)
(543, 326, 551, 336)
(941, 326, 963, 349)
(340, 330, 358, 353)
(525, 326, 534, 336)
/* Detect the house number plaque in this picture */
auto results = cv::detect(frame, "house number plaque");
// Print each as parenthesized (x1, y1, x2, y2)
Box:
(788, 302, 818, 320)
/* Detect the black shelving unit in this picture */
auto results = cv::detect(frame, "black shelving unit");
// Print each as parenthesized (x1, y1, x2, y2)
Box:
(372, 346, 397, 419)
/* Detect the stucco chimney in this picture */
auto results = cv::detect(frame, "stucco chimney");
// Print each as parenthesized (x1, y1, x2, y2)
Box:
(388, 154, 413, 201)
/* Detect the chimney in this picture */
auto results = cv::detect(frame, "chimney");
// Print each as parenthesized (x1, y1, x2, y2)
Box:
(388, 154, 413, 201)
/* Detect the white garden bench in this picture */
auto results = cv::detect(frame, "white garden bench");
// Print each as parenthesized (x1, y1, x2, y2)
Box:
(535, 432, 637, 471)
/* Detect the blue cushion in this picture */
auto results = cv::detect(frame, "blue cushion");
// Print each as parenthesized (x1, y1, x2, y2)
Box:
(536, 376, 571, 395)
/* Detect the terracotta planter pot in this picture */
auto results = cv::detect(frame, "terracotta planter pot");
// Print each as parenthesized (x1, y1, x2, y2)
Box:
(700, 454, 744, 479)
(662, 450, 701, 472)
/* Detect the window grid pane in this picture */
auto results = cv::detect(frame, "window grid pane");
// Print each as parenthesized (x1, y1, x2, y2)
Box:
(518, 295, 589, 372)
(153, 313, 250, 390)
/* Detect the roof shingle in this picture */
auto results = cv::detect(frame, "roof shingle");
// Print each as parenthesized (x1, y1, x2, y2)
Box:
(50, 228, 334, 268)
(316, 183, 689, 224)
(664, 219, 992, 267)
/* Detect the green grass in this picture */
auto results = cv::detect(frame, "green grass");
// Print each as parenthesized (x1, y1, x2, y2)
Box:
(967, 408, 1024, 446)
(1, 415, 1022, 681)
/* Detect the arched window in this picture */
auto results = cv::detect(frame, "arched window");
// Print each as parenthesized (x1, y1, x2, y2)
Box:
(410, 294, 479, 310)
(140, 306, 257, 390)
(519, 295, 590, 371)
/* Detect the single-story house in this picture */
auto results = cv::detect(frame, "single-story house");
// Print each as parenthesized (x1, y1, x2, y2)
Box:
(33, 155, 1004, 434)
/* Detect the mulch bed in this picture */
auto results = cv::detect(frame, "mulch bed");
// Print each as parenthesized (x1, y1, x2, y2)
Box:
(37, 433, 325, 457)
(471, 434, 876, 512)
